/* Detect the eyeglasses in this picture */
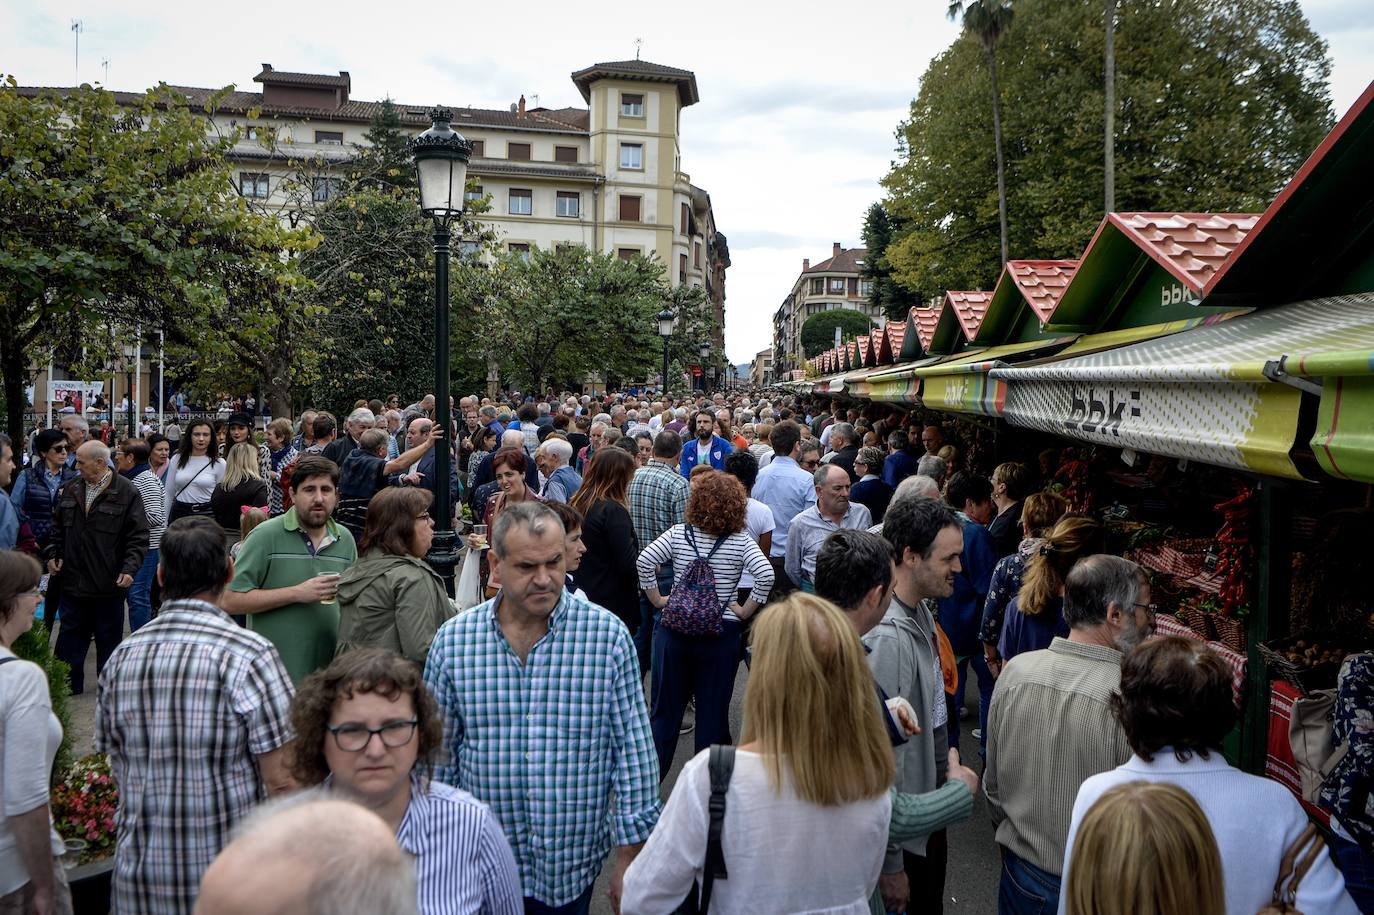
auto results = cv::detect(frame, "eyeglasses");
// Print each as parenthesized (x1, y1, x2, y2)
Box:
(801, 460, 820, 469)
(325, 719, 418, 752)
(1134, 602, 1159, 616)
(415, 512, 432, 521)
(51, 445, 68, 452)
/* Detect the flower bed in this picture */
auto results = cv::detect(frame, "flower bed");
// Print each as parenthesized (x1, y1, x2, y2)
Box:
(50, 753, 117, 863)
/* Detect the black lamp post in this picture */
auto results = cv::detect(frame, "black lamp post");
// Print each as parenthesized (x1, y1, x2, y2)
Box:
(410, 108, 472, 593)
(698, 339, 711, 392)
(657, 307, 675, 396)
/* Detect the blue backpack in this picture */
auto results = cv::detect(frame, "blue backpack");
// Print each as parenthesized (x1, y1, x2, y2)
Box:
(661, 526, 729, 637)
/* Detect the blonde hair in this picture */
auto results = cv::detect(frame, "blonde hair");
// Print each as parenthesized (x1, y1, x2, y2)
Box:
(740, 593, 894, 805)
(239, 506, 269, 541)
(267, 418, 293, 445)
(1065, 781, 1224, 915)
(1018, 516, 1104, 617)
(221, 442, 263, 489)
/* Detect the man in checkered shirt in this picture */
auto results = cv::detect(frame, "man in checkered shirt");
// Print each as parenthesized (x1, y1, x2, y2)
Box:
(96, 517, 295, 915)
(425, 501, 660, 915)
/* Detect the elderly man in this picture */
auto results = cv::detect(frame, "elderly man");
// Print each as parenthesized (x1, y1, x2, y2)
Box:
(984, 555, 1151, 912)
(48, 440, 149, 694)
(576, 421, 606, 474)
(323, 408, 374, 466)
(335, 426, 442, 540)
(539, 439, 582, 504)
(59, 413, 91, 467)
(425, 503, 660, 913)
(751, 420, 814, 594)
(101, 517, 295, 915)
(824, 422, 861, 482)
(291, 410, 317, 453)
(783, 463, 872, 593)
(916, 453, 948, 490)
(921, 425, 946, 456)
(394, 417, 460, 512)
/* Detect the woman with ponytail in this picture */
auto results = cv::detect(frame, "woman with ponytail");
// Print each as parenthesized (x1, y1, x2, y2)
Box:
(999, 516, 1106, 663)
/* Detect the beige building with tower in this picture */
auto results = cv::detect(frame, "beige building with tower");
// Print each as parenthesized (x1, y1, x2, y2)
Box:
(771, 244, 881, 379)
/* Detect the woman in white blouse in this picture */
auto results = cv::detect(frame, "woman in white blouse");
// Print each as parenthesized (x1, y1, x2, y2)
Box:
(623, 593, 894, 914)
(163, 420, 225, 523)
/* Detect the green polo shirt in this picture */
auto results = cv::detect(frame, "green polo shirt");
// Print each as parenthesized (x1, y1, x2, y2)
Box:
(228, 507, 357, 685)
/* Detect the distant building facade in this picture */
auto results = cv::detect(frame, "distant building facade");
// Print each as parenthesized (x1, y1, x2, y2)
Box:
(772, 244, 880, 379)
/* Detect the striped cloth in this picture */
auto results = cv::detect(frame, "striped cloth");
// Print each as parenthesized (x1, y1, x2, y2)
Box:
(1153, 615, 1246, 707)
(423, 590, 661, 907)
(636, 524, 775, 618)
(129, 469, 166, 550)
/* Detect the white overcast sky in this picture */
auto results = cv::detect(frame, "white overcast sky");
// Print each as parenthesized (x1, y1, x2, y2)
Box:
(4, 1, 1371, 365)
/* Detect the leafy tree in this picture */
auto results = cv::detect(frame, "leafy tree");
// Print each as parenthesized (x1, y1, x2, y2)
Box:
(882, 0, 1333, 297)
(354, 98, 415, 193)
(1104, 0, 1117, 212)
(800, 309, 873, 359)
(860, 202, 920, 321)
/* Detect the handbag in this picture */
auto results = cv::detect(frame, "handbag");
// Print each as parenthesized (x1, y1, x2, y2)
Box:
(1288, 689, 1342, 803)
(455, 548, 484, 612)
(168, 459, 215, 522)
(1256, 823, 1324, 914)
(676, 745, 735, 915)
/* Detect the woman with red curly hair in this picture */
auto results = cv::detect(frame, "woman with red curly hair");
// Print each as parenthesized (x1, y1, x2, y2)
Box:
(636, 471, 774, 782)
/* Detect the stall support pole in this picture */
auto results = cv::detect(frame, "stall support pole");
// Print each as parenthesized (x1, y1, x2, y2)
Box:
(1240, 478, 1291, 774)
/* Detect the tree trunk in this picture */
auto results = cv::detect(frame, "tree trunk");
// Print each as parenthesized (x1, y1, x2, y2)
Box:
(987, 42, 1010, 266)
(263, 353, 294, 421)
(1104, 0, 1117, 213)
(0, 332, 26, 447)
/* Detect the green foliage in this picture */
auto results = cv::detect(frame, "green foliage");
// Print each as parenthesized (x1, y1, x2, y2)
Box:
(353, 99, 416, 193)
(881, 0, 1334, 296)
(860, 203, 919, 321)
(800, 309, 873, 358)
(12, 621, 73, 784)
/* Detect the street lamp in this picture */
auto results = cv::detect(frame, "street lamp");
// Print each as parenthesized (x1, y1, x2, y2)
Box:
(411, 107, 473, 593)
(657, 307, 675, 396)
(698, 339, 711, 392)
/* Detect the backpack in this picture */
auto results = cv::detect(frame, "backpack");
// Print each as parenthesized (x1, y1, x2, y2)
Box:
(661, 526, 729, 637)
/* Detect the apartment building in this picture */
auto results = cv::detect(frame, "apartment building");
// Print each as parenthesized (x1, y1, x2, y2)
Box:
(750, 347, 774, 387)
(771, 244, 881, 379)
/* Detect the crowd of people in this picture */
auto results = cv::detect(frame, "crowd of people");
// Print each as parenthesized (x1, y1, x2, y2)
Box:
(0, 387, 1367, 915)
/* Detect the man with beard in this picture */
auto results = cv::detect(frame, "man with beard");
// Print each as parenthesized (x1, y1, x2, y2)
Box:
(983, 554, 1149, 913)
(221, 455, 357, 685)
(676, 410, 732, 477)
(863, 493, 963, 915)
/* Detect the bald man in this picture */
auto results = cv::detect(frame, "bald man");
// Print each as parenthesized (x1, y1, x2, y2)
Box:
(195, 797, 417, 915)
(49, 440, 149, 694)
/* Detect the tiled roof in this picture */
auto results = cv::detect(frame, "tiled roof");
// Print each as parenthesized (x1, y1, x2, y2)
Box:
(582, 59, 696, 78)
(254, 67, 349, 88)
(883, 321, 906, 361)
(1111, 213, 1260, 292)
(846, 342, 859, 369)
(945, 290, 994, 340)
(856, 337, 873, 366)
(804, 247, 869, 275)
(869, 328, 886, 364)
(469, 160, 601, 182)
(1006, 260, 1078, 323)
(570, 60, 700, 106)
(913, 305, 943, 350)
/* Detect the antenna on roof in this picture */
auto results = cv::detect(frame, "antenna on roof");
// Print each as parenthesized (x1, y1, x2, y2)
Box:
(101, 58, 110, 84)
(71, 19, 83, 83)
(635, 37, 643, 60)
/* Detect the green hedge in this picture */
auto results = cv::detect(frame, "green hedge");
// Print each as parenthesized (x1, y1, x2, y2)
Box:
(12, 621, 74, 783)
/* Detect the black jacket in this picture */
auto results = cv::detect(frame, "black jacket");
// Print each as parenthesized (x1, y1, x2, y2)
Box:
(575, 499, 640, 632)
(830, 445, 861, 483)
(48, 474, 150, 600)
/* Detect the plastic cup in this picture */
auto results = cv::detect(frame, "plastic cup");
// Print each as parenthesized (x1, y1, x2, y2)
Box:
(472, 524, 489, 551)
(315, 572, 341, 604)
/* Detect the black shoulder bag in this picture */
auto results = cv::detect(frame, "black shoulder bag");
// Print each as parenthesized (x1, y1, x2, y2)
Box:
(676, 744, 735, 915)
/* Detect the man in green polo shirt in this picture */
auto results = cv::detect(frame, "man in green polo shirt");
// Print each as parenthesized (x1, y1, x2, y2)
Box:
(222, 454, 357, 683)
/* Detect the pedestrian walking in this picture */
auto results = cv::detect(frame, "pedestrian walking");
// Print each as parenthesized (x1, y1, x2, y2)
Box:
(569, 448, 640, 634)
(210, 443, 271, 548)
(164, 421, 224, 523)
(114, 438, 166, 632)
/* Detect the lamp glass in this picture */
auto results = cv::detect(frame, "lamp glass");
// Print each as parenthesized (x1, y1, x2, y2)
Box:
(417, 156, 468, 216)
(657, 310, 675, 338)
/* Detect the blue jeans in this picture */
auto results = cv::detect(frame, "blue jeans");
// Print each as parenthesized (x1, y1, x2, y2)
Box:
(127, 547, 158, 632)
(998, 849, 1060, 915)
(649, 618, 741, 783)
(524, 881, 594, 915)
(1331, 830, 1374, 914)
(947, 652, 995, 755)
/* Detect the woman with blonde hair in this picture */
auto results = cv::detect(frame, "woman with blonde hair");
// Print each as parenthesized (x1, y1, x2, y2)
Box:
(623, 594, 893, 913)
(209, 442, 270, 547)
(998, 516, 1105, 664)
(980, 491, 1071, 676)
(1064, 781, 1224, 915)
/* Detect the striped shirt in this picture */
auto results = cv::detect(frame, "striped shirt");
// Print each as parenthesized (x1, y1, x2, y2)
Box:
(637, 525, 774, 619)
(396, 777, 523, 915)
(983, 636, 1132, 873)
(627, 459, 688, 552)
(423, 590, 661, 906)
(95, 599, 295, 915)
(129, 469, 167, 550)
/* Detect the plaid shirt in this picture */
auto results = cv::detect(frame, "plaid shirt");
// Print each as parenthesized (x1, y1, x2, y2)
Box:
(95, 599, 295, 915)
(424, 590, 661, 906)
(627, 459, 689, 552)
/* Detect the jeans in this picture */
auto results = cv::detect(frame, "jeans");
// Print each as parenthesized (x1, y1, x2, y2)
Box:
(902, 829, 948, 915)
(649, 619, 741, 783)
(635, 565, 673, 676)
(523, 881, 594, 915)
(1330, 830, 1374, 914)
(947, 652, 995, 755)
(998, 848, 1060, 915)
(127, 547, 159, 633)
(54, 594, 126, 694)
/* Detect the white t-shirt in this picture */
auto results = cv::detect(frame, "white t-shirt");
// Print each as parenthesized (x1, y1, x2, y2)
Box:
(739, 497, 777, 592)
(623, 749, 890, 914)
(0, 649, 65, 895)
(165, 454, 225, 506)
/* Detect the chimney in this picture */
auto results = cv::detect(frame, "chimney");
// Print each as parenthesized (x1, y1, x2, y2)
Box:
(260, 63, 273, 73)
(833, 242, 842, 258)
(517, 94, 526, 117)
(803, 258, 810, 271)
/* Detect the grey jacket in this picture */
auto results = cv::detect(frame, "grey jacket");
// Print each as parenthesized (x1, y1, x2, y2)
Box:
(864, 594, 948, 861)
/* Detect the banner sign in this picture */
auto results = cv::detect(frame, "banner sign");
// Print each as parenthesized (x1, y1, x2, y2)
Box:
(50, 380, 106, 414)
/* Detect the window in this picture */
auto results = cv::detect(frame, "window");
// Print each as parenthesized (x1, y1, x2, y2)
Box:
(618, 248, 639, 262)
(507, 142, 531, 160)
(861, 280, 874, 297)
(464, 185, 484, 202)
(810, 278, 824, 295)
(508, 243, 531, 260)
(314, 130, 344, 145)
(694, 241, 701, 268)
(830, 278, 846, 293)
(556, 191, 580, 218)
(239, 172, 269, 198)
(619, 143, 643, 170)
(680, 202, 689, 235)
(621, 93, 644, 117)
(312, 177, 341, 202)
(243, 125, 265, 141)
(458, 240, 482, 257)
(679, 253, 688, 282)
(848, 277, 860, 295)
(619, 195, 641, 222)
(470, 139, 485, 157)
(554, 146, 577, 163)
(509, 188, 532, 215)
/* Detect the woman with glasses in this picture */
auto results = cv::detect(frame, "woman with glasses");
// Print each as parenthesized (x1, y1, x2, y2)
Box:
(9, 430, 77, 556)
(290, 649, 521, 915)
(336, 488, 453, 667)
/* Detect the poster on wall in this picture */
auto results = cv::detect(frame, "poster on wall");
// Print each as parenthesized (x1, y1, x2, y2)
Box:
(49, 380, 106, 415)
